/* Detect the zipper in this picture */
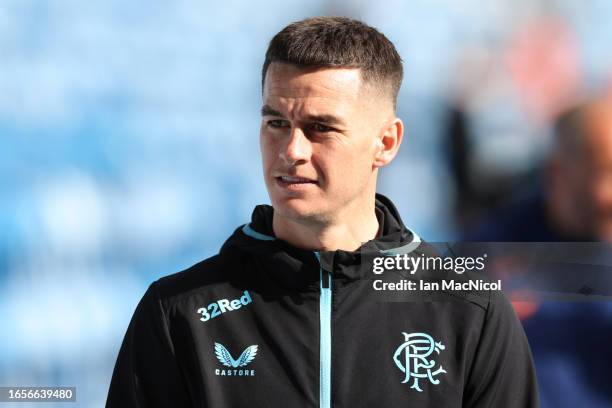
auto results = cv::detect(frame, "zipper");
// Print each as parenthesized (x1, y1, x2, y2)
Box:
(314, 252, 332, 408)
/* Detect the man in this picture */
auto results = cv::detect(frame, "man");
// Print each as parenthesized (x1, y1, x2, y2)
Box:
(466, 98, 612, 407)
(546, 98, 612, 240)
(107, 17, 538, 407)
(467, 98, 612, 241)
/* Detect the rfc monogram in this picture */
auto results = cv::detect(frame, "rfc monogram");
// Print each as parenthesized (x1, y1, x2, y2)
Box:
(393, 332, 446, 392)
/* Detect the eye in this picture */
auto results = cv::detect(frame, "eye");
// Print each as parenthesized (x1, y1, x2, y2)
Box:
(309, 123, 334, 133)
(267, 119, 290, 129)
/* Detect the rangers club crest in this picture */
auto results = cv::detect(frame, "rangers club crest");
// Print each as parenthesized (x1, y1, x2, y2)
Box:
(393, 332, 446, 392)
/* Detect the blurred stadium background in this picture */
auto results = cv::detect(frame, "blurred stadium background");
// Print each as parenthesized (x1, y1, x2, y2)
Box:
(1, 0, 612, 406)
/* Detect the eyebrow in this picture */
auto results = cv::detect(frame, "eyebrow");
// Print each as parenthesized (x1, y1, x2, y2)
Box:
(260, 104, 345, 126)
(261, 105, 285, 117)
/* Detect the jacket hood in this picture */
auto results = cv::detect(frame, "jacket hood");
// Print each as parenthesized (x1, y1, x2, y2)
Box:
(219, 193, 421, 289)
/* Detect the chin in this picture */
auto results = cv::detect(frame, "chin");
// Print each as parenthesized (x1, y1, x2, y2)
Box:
(271, 196, 326, 223)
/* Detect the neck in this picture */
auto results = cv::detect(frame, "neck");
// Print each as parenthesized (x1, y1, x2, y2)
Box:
(272, 197, 380, 252)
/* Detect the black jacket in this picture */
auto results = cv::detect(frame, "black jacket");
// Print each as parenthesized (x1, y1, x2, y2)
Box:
(107, 194, 538, 407)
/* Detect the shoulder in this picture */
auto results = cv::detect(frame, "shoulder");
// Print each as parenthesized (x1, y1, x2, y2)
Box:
(411, 241, 496, 312)
(151, 247, 250, 305)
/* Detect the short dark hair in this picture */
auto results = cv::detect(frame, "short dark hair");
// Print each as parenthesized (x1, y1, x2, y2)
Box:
(262, 16, 403, 110)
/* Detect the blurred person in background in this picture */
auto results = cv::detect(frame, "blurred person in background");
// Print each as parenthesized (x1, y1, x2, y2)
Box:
(546, 99, 612, 240)
(446, 16, 580, 233)
(106, 16, 538, 408)
(465, 97, 612, 407)
(468, 97, 612, 241)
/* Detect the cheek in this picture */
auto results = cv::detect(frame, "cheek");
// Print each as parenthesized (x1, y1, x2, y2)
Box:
(593, 180, 612, 209)
(352, 137, 378, 172)
(259, 134, 276, 170)
(317, 142, 374, 187)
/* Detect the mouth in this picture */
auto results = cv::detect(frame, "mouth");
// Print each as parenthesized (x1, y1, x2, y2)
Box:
(275, 175, 318, 189)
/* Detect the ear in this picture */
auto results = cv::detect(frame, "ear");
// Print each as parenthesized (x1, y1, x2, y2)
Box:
(373, 118, 403, 168)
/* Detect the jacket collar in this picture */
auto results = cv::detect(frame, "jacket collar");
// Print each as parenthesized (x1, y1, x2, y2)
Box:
(221, 193, 421, 289)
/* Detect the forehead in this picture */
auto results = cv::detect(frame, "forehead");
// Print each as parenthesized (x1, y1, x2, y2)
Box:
(263, 63, 364, 108)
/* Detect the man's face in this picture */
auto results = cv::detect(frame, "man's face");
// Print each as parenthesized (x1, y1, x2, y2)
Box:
(260, 63, 391, 224)
(556, 106, 612, 240)
(582, 111, 612, 240)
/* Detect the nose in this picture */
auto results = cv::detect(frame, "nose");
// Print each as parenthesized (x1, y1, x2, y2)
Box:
(279, 127, 311, 166)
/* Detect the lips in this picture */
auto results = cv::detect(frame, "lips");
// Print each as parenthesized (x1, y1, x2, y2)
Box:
(275, 175, 318, 190)
(277, 176, 317, 184)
